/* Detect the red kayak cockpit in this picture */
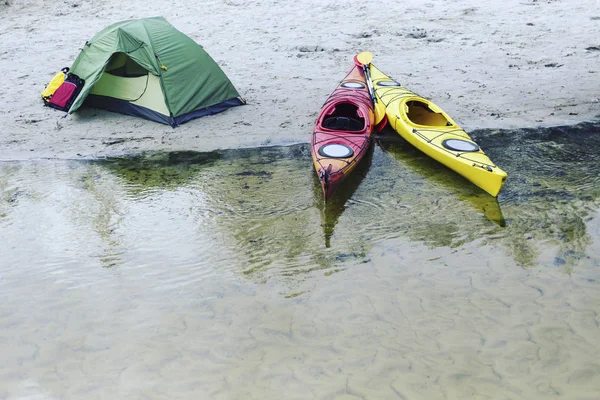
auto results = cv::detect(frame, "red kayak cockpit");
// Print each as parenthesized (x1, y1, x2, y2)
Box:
(319, 102, 366, 132)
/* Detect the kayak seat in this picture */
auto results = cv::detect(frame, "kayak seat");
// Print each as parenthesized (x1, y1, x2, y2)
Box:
(323, 116, 363, 131)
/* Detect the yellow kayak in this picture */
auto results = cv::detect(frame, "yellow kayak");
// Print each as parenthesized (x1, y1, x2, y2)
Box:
(370, 64, 507, 197)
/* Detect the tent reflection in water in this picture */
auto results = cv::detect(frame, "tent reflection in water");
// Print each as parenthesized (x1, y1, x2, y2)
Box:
(67, 16, 245, 126)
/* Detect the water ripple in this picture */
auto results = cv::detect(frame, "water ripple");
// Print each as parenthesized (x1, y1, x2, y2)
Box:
(1, 122, 599, 289)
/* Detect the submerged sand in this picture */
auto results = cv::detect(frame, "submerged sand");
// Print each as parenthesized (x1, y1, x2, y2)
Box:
(1, 147, 599, 399)
(1, 0, 600, 160)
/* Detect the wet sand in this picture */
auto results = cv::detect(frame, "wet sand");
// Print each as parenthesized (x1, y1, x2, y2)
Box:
(1, 0, 600, 160)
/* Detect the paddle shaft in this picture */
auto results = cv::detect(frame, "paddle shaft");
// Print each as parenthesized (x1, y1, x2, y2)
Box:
(354, 52, 386, 127)
(362, 64, 377, 108)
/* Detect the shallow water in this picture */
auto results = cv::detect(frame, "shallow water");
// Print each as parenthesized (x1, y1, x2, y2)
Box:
(1, 122, 599, 399)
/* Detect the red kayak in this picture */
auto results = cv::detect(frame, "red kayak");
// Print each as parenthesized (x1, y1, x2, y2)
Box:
(311, 62, 375, 201)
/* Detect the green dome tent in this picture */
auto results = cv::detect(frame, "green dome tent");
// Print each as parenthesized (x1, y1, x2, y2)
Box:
(68, 16, 245, 127)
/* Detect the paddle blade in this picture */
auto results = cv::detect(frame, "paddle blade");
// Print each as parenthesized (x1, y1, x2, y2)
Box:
(375, 113, 388, 132)
(354, 51, 373, 66)
(374, 101, 386, 126)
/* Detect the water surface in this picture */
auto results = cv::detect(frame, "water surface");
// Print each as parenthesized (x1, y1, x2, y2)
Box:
(1, 122, 599, 399)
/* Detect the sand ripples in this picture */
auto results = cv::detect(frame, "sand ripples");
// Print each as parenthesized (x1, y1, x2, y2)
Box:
(0, 123, 599, 399)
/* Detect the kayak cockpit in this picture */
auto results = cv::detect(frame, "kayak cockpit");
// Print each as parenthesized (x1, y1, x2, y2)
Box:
(405, 100, 454, 127)
(321, 103, 365, 131)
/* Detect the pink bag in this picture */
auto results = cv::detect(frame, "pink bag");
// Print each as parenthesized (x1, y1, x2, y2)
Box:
(46, 72, 85, 112)
(48, 81, 78, 110)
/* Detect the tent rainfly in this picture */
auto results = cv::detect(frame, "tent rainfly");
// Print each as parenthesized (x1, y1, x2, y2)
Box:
(67, 16, 245, 126)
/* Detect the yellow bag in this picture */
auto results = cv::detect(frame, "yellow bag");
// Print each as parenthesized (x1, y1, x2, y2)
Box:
(41, 68, 69, 101)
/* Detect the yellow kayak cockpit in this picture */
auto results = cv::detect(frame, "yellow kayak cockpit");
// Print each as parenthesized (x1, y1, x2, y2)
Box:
(403, 99, 455, 128)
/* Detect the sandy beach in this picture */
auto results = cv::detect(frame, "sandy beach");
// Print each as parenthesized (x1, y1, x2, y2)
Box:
(2, 2, 600, 398)
(1, 0, 599, 160)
